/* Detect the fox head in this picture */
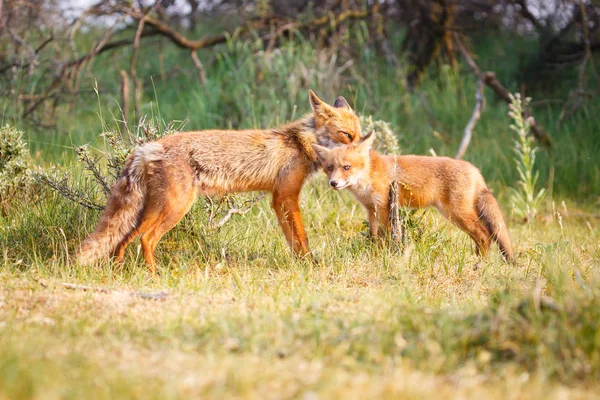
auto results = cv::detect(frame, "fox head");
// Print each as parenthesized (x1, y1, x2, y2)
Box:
(313, 131, 375, 190)
(308, 90, 362, 147)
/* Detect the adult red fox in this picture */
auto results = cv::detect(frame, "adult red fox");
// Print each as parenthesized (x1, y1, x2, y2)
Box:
(313, 132, 514, 262)
(77, 91, 363, 271)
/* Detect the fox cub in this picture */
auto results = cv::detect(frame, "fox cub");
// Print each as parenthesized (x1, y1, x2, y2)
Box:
(313, 132, 514, 262)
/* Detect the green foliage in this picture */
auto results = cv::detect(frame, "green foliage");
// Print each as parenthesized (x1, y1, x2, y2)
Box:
(508, 94, 546, 222)
(0, 125, 31, 212)
(7, 32, 599, 203)
(359, 115, 401, 154)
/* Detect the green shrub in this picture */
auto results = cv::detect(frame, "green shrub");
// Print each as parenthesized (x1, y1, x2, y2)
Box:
(0, 125, 31, 214)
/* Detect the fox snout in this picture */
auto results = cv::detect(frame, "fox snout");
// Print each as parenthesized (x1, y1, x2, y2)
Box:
(329, 178, 348, 190)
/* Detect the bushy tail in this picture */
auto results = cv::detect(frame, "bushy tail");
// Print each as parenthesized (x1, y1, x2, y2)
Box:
(76, 143, 163, 265)
(477, 189, 515, 263)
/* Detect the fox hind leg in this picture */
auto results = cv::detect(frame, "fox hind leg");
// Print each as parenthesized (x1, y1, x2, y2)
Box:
(141, 207, 192, 272)
(129, 191, 196, 273)
(451, 211, 493, 259)
(111, 203, 161, 266)
(145, 199, 196, 272)
(113, 227, 142, 265)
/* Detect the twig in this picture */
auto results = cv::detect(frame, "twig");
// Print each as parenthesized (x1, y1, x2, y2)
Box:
(63, 32, 160, 70)
(75, 146, 111, 196)
(62, 282, 110, 292)
(483, 72, 552, 147)
(120, 70, 130, 130)
(213, 193, 266, 229)
(453, 33, 480, 76)
(456, 76, 484, 159)
(127, 7, 372, 51)
(454, 32, 551, 147)
(6, 26, 38, 67)
(21, 88, 60, 119)
(34, 35, 54, 54)
(130, 14, 145, 118)
(454, 33, 484, 159)
(68, 13, 129, 87)
(190, 50, 206, 85)
(34, 172, 104, 211)
(388, 180, 405, 246)
(62, 282, 168, 301)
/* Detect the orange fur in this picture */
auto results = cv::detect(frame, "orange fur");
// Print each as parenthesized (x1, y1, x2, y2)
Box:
(314, 133, 514, 262)
(77, 91, 363, 271)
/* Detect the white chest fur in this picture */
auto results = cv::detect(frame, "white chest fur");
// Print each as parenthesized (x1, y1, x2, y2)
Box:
(349, 180, 383, 211)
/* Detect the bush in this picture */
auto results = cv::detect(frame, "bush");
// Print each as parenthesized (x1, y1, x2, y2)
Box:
(33, 118, 176, 211)
(0, 125, 31, 214)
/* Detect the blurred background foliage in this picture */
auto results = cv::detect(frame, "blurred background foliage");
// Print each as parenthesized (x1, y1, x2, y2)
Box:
(1, 0, 599, 203)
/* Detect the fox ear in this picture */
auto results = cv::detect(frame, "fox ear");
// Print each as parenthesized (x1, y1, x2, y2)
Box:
(333, 96, 352, 111)
(309, 90, 325, 111)
(312, 143, 331, 162)
(357, 130, 375, 153)
(309, 90, 334, 126)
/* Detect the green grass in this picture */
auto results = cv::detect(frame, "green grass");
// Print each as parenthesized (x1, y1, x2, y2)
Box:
(1, 178, 599, 398)
(1, 28, 600, 398)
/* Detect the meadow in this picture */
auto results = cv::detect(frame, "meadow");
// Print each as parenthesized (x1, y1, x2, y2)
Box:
(1, 29, 599, 399)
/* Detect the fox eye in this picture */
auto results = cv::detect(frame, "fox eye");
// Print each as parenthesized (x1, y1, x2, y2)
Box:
(327, 165, 334, 172)
(341, 131, 352, 141)
(343, 165, 351, 171)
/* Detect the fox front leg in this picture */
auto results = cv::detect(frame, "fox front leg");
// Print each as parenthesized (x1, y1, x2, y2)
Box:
(368, 208, 381, 238)
(272, 169, 311, 258)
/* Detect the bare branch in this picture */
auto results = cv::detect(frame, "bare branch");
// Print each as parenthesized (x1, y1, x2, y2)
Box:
(120, 70, 131, 130)
(388, 180, 405, 247)
(456, 77, 484, 159)
(454, 33, 484, 159)
(75, 146, 111, 196)
(190, 50, 207, 85)
(483, 72, 552, 147)
(126, 7, 372, 51)
(454, 33, 480, 76)
(34, 172, 104, 211)
(454, 33, 551, 147)
(61, 282, 168, 301)
(128, 11, 243, 50)
(213, 193, 267, 229)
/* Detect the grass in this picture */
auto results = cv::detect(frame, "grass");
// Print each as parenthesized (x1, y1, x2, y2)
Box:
(1, 27, 600, 399)
(1, 182, 599, 398)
